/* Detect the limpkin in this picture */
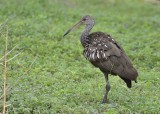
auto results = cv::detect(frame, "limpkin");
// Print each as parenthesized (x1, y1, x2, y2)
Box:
(63, 15, 138, 103)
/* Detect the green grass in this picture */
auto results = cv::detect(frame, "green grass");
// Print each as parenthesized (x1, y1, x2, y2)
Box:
(0, 0, 160, 113)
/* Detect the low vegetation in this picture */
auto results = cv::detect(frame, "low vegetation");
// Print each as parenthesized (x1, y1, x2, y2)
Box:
(0, 0, 160, 113)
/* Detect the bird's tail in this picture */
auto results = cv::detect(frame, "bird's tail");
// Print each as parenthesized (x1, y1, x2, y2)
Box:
(119, 76, 132, 88)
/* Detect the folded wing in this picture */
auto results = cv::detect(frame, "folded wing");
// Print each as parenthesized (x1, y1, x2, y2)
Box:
(83, 32, 138, 87)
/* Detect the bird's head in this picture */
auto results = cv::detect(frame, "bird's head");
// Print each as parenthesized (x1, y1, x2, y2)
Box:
(63, 15, 94, 37)
(81, 15, 94, 25)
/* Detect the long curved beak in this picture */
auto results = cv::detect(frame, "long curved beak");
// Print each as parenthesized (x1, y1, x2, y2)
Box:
(63, 21, 82, 37)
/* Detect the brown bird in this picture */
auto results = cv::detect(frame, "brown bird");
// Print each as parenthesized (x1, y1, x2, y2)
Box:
(63, 15, 138, 103)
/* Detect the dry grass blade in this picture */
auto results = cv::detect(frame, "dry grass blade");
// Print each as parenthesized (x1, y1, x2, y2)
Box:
(7, 52, 22, 62)
(2, 26, 8, 114)
(0, 44, 18, 62)
(0, 55, 38, 100)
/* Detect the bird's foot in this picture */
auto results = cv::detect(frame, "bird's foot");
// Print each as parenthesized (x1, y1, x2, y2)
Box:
(101, 100, 106, 104)
(101, 98, 109, 104)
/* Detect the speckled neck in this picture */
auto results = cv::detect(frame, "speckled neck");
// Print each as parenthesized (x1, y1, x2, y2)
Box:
(80, 24, 94, 47)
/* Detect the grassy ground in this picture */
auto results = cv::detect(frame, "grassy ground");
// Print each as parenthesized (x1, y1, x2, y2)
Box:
(0, 0, 160, 113)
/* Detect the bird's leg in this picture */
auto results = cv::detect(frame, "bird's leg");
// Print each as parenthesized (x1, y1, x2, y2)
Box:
(101, 73, 110, 104)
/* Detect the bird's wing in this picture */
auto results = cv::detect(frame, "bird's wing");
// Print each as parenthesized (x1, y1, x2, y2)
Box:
(84, 32, 122, 61)
(84, 32, 138, 81)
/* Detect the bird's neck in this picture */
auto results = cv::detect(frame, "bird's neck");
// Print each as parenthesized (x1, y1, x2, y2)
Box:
(80, 24, 94, 47)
